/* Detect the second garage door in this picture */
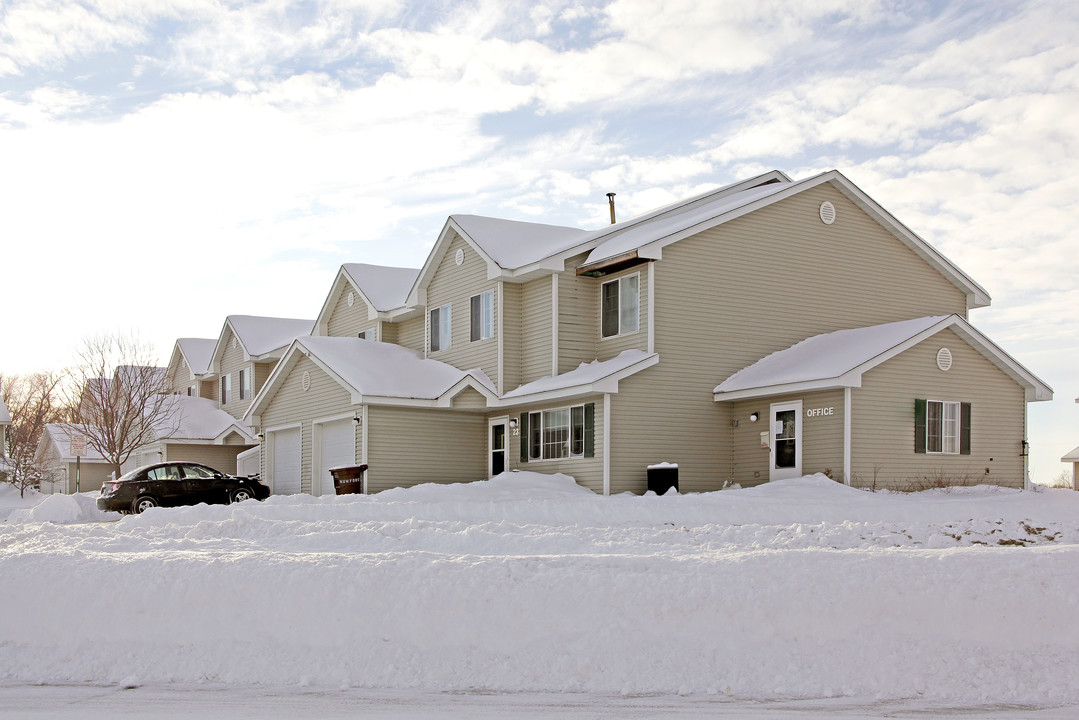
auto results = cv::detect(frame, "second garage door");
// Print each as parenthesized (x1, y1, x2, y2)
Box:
(317, 419, 355, 497)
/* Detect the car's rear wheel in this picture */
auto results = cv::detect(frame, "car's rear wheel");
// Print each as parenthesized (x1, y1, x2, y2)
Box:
(231, 487, 255, 503)
(131, 495, 158, 514)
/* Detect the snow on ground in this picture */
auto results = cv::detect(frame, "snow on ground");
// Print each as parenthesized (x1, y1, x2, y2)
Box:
(1, 474, 1078, 709)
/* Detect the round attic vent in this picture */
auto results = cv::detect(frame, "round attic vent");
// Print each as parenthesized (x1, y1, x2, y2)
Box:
(302, 371, 311, 391)
(455, 248, 464, 266)
(347, 291, 355, 307)
(819, 201, 836, 225)
(936, 347, 953, 372)
(231, 337, 238, 350)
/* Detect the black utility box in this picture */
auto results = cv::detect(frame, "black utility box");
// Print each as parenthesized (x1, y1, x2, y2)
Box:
(646, 463, 679, 494)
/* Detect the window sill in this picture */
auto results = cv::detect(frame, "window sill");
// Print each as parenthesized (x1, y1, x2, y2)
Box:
(600, 329, 641, 341)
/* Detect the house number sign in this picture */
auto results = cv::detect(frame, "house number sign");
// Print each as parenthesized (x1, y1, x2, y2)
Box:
(806, 407, 834, 418)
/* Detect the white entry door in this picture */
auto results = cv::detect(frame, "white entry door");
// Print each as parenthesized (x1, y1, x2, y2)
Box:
(317, 419, 355, 497)
(488, 417, 508, 479)
(270, 427, 301, 495)
(769, 401, 803, 481)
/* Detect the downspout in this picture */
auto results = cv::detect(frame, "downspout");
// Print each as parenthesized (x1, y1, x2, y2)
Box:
(843, 387, 852, 485)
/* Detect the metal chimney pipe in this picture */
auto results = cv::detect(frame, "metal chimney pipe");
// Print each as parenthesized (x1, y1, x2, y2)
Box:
(606, 192, 616, 224)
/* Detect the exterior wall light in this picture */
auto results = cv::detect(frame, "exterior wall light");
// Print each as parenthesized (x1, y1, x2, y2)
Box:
(749, 412, 759, 422)
(353, 413, 361, 425)
(256, 433, 265, 442)
(509, 418, 518, 430)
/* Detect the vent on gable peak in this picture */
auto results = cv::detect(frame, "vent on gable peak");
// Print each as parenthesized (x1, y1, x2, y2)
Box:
(819, 201, 836, 225)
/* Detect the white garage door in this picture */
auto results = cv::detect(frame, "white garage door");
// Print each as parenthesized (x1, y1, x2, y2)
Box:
(271, 427, 301, 495)
(318, 419, 355, 497)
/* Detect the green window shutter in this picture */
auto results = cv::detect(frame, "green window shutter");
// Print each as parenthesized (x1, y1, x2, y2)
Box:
(519, 412, 529, 463)
(584, 403, 595, 458)
(914, 398, 927, 454)
(960, 402, 972, 455)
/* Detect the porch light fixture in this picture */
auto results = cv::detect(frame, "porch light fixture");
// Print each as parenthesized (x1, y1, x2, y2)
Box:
(353, 413, 361, 426)
(509, 418, 518, 430)
(257, 433, 265, 442)
(749, 412, 759, 422)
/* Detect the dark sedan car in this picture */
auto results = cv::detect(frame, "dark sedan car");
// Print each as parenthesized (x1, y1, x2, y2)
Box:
(97, 461, 271, 514)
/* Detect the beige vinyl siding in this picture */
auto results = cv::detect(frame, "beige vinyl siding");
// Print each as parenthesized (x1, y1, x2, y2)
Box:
(507, 398, 605, 493)
(200, 378, 217, 402)
(520, 275, 553, 384)
(257, 355, 356, 494)
(394, 316, 426, 354)
(64, 461, 114, 494)
(728, 390, 846, 487)
(596, 265, 650, 361)
(218, 328, 253, 419)
(164, 443, 250, 472)
(253, 361, 274, 399)
(326, 281, 372, 338)
(557, 254, 598, 373)
(425, 234, 499, 384)
(852, 328, 1026, 490)
(501, 282, 522, 393)
(366, 406, 485, 492)
(602, 183, 974, 493)
(451, 387, 489, 410)
(164, 350, 190, 394)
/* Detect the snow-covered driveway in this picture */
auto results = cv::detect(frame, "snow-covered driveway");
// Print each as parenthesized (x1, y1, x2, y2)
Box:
(2, 474, 1078, 711)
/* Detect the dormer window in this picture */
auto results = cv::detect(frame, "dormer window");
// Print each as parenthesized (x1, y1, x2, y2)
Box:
(601, 273, 639, 338)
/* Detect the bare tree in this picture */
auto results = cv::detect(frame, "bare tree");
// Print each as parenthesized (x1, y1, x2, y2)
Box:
(64, 333, 177, 479)
(0, 372, 68, 497)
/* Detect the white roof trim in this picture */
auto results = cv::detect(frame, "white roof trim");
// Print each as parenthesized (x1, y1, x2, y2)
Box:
(714, 315, 1052, 403)
(407, 218, 503, 306)
(497, 352, 659, 407)
(1061, 446, 1079, 462)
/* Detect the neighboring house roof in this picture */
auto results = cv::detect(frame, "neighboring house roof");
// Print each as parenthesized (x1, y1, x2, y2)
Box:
(211, 315, 316, 370)
(246, 337, 498, 418)
(341, 263, 421, 313)
(1062, 447, 1079, 462)
(502, 350, 659, 405)
(37, 424, 110, 463)
(114, 365, 167, 390)
(713, 314, 1053, 403)
(151, 395, 256, 444)
(176, 338, 217, 376)
(448, 215, 588, 270)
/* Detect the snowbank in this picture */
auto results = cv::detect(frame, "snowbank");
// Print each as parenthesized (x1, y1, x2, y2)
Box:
(2, 473, 1078, 704)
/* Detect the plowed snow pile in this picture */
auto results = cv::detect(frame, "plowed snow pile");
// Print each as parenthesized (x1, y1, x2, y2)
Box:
(2, 474, 1078, 704)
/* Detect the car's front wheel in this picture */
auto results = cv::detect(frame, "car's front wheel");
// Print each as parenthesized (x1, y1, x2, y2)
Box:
(231, 487, 255, 503)
(131, 495, 158, 514)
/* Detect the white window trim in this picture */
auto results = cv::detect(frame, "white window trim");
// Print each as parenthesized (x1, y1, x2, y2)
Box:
(527, 404, 587, 461)
(600, 272, 641, 340)
(926, 399, 961, 455)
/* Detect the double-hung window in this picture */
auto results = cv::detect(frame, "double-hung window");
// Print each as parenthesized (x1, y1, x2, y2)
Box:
(916, 398, 970, 455)
(430, 304, 452, 352)
(220, 373, 231, 405)
(470, 290, 494, 342)
(601, 273, 639, 338)
(525, 405, 589, 460)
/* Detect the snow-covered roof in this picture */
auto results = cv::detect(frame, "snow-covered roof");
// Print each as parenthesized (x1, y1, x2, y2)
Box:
(502, 350, 659, 404)
(583, 182, 791, 265)
(151, 396, 256, 443)
(0, 393, 10, 424)
(1062, 446, 1079, 462)
(341, 263, 420, 312)
(40, 424, 109, 463)
(449, 215, 588, 270)
(247, 337, 497, 419)
(713, 315, 1052, 403)
(214, 315, 315, 367)
(176, 338, 216, 376)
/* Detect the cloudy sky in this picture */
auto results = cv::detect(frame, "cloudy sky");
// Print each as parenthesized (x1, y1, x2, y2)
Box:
(1, 0, 1076, 482)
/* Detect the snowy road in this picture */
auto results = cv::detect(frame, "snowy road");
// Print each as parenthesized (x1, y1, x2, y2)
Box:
(2, 685, 1077, 720)
(3, 473, 1079, 709)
